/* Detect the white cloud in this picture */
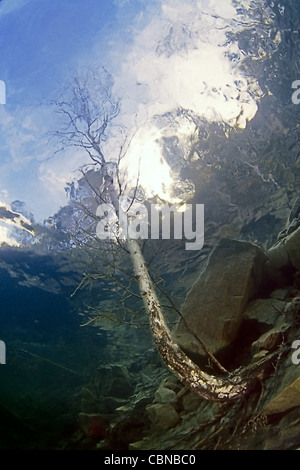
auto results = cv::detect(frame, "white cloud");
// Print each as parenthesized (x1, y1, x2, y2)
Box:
(0, 104, 81, 221)
(0, 105, 52, 172)
(37, 146, 88, 211)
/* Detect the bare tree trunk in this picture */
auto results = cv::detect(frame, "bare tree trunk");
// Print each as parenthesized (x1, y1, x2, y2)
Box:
(127, 237, 258, 402)
(54, 75, 280, 404)
(102, 166, 272, 402)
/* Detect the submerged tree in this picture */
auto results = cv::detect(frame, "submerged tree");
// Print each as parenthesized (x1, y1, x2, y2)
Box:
(52, 69, 279, 403)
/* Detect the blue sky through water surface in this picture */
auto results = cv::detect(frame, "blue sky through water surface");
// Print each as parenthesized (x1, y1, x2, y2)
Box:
(0, 0, 276, 244)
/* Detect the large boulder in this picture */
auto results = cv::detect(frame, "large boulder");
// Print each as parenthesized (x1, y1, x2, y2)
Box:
(173, 238, 268, 363)
(95, 364, 134, 398)
(263, 358, 300, 416)
(146, 403, 180, 431)
(267, 197, 300, 271)
(154, 385, 178, 405)
(268, 224, 300, 271)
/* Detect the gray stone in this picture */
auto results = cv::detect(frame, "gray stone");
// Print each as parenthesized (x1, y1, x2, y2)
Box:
(173, 238, 268, 361)
(268, 226, 300, 271)
(285, 226, 300, 271)
(243, 298, 286, 325)
(146, 403, 180, 430)
(181, 391, 203, 411)
(161, 376, 182, 393)
(267, 242, 289, 270)
(154, 385, 178, 404)
(251, 324, 289, 354)
(264, 369, 300, 415)
(128, 440, 147, 450)
(269, 288, 290, 300)
(95, 364, 134, 398)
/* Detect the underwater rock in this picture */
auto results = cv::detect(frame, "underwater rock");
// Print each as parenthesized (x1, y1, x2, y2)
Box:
(243, 298, 286, 326)
(263, 366, 300, 415)
(245, 297, 300, 417)
(174, 238, 268, 363)
(262, 407, 300, 451)
(180, 390, 203, 412)
(285, 226, 300, 271)
(129, 439, 149, 450)
(146, 403, 180, 431)
(160, 375, 182, 394)
(154, 385, 178, 405)
(250, 325, 288, 354)
(268, 226, 300, 271)
(269, 288, 291, 301)
(95, 364, 134, 399)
